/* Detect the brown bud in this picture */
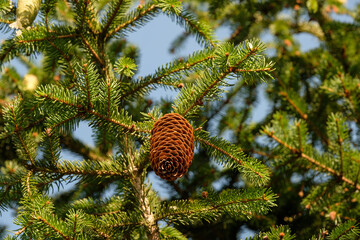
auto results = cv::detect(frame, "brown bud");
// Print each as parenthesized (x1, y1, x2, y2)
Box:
(177, 83, 185, 88)
(298, 190, 304, 198)
(329, 211, 336, 221)
(53, 75, 60, 81)
(284, 39, 292, 47)
(201, 191, 208, 198)
(46, 128, 52, 136)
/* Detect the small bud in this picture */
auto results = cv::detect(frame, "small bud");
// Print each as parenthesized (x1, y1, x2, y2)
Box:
(331, 5, 339, 13)
(177, 83, 184, 88)
(201, 191, 208, 198)
(284, 39, 292, 47)
(329, 211, 336, 221)
(325, 5, 331, 13)
(321, 230, 329, 236)
(53, 75, 60, 81)
(46, 128, 52, 136)
(298, 190, 304, 198)
(279, 232, 285, 239)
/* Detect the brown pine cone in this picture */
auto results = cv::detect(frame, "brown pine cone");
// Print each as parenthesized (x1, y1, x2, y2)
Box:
(150, 113, 194, 181)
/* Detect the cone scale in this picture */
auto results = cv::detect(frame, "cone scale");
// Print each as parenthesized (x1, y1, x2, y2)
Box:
(150, 113, 194, 181)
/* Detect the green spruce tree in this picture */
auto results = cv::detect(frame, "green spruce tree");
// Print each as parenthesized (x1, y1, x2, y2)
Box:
(171, 0, 360, 239)
(0, 0, 281, 239)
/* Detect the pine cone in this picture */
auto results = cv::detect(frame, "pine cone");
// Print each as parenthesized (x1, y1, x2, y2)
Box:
(150, 113, 194, 181)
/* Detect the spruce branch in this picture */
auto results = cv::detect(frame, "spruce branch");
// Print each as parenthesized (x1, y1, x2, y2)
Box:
(16, 34, 79, 43)
(80, 34, 104, 66)
(32, 159, 131, 178)
(229, 25, 243, 42)
(36, 216, 70, 240)
(208, 80, 246, 119)
(0, 27, 79, 66)
(263, 129, 360, 191)
(159, 226, 187, 240)
(178, 42, 270, 117)
(74, 0, 98, 34)
(120, 49, 214, 101)
(1, 112, 44, 141)
(233, 67, 274, 73)
(156, 189, 276, 225)
(72, 213, 78, 239)
(35, 86, 149, 135)
(89, 109, 150, 134)
(36, 90, 78, 108)
(335, 118, 344, 176)
(101, 0, 132, 38)
(105, 3, 157, 39)
(3, 67, 19, 84)
(327, 221, 359, 240)
(195, 136, 265, 183)
(83, 63, 93, 109)
(51, 112, 83, 130)
(0, 38, 16, 64)
(10, 107, 35, 165)
(170, 10, 216, 47)
(338, 73, 360, 123)
(43, 132, 60, 167)
(279, 90, 329, 145)
(46, 39, 77, 83)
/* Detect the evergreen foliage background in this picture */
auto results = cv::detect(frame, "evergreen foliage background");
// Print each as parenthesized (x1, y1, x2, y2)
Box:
(0, 0, 359, 239)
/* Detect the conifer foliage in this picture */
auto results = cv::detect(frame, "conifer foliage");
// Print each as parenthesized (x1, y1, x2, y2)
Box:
(0, 0, 276, 239)
(176, 0, 360, 239)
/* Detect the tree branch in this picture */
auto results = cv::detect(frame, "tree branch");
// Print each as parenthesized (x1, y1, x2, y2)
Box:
(106, 4, 157, 39)
(263, 129, 360, 190)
